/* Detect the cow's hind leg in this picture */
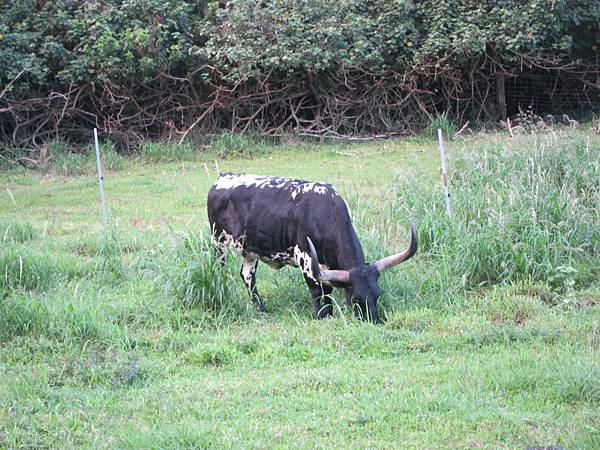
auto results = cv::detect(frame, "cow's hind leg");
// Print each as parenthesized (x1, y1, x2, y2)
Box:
(240, 255, 266, 313)
(304, 275, 334, 319)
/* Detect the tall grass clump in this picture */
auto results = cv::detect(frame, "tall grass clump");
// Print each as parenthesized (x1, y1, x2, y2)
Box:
(0, 244, 61, 295)
(0, 219, 38, 243)
(95, 229, 126, 282)
(97, 141, 125, 172)
(1, 241, 83, 298)
(211, 131, 273, 159)
(0, 145, 29, 169)
(426, 113, 458, 140)
(73, 227, 131, 283)
(161, 231, 247, 320)
(395, 133, 600, 292)
(46, 139, 124, 175)
(0, 290, 118, 344)
(0, 294, 51, 341)
(47, 139, 90, 176)
(139, 142, 197, 162)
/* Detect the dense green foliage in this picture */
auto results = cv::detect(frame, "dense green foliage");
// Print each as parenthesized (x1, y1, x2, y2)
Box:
(2, 0, 598, 89)
(1, 0, 208, 91)
(1, 1, 599, 148)
(206, 0, 599, 77)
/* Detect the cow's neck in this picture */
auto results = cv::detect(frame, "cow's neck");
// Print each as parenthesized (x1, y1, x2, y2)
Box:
(331, 222, 365, 270)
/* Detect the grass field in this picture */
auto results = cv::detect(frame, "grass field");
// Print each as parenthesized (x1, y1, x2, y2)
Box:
(1, 129, 599, 449)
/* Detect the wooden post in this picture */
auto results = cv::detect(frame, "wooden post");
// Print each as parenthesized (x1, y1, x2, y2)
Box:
(437, 129, 452, 218)
(94, 128, 108, 227)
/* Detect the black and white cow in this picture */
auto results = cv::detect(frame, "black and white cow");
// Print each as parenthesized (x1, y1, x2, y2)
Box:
(207, 173, 417, 323)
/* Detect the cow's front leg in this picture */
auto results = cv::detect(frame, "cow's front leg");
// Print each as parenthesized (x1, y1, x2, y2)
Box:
(240, 255, 266, 312)
(304, 275, 334, 319)
(212, 240, 226, 267)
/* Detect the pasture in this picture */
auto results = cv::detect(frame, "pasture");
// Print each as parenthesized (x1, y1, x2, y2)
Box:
(1, 128, 599, 449)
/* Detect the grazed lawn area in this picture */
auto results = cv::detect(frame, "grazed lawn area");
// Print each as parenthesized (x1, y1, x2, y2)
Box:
(1, 130, 598, 449)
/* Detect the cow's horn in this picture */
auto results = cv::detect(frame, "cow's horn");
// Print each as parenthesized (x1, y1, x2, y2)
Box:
(374, 224, 418, 273)
(306, 236, 350, 284)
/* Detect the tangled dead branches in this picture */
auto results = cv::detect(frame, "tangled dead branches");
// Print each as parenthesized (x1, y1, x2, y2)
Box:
(1, 55, 599, 152)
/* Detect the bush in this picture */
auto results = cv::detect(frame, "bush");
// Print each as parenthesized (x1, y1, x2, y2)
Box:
(205, 0, 599, 76)
(0, 0, 208, 91)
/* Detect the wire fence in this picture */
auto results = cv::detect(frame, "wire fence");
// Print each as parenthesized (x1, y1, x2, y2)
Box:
(504, 58, 600, 117)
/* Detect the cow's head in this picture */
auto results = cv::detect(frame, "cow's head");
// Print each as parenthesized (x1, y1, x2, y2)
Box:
(307, 225, 417, 324)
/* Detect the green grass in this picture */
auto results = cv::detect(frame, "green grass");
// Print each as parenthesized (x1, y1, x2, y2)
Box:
(0, 218, 38, 243)
(139, 141, 198, 162)
(0, 128, 599, 448)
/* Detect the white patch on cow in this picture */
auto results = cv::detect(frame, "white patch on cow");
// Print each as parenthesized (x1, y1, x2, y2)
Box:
(214, 173, 340, 201)
(216, 231, 244, 253)
(289, 245, 330, 282)
(213, 232, 333, 284)
(241, 256, 257, 288)
(292, 245, 315, 281)
(261, 251, 293, 263)
(290, 183, 332, 199)
(214, 173, 287, 191)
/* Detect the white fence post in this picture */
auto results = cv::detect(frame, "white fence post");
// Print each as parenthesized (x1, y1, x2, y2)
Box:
(94, 128, 108, 227)
(437, 129, 452, 217)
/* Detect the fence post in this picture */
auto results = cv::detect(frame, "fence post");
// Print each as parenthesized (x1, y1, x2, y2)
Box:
(437, 129, 452, 218)
(94, 128, 108, 227)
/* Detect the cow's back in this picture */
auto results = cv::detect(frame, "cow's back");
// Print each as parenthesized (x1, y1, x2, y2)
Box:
(208, 175, 289, 252)
(207, 173, 346, 258)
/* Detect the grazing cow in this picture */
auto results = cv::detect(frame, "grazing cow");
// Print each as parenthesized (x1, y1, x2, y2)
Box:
(207, 173, 417, 323)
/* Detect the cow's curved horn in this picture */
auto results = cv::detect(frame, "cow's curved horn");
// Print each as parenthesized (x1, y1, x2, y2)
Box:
(374, 224, 418, 273)
(306, 236, 350, 284)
